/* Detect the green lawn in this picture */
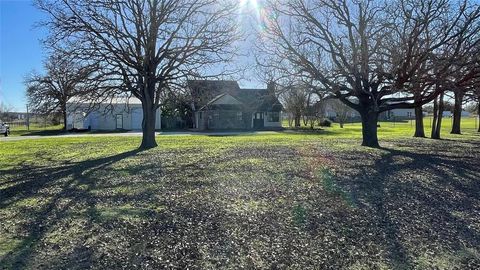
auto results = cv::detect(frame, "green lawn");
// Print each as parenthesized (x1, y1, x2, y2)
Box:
(284, 116, 479, 139)
(1, 123, 479, 269)
(8, 124, 64, 137)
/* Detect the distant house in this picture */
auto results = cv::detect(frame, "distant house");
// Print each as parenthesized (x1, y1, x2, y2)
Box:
(442, 111, 471, 117)
(0, 111, 31, 122)
(322, 99, 416, 121)
(190, 80, 283, 130)
(322, 100, 360, 119)
(384, 108, 415, 120)
(10, 112, 29, 120)
(461, 111, 472, 117)
(66, 97, 161, 130)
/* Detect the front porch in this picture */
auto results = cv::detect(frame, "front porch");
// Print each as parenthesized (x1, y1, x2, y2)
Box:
(195, 110, 282, 130)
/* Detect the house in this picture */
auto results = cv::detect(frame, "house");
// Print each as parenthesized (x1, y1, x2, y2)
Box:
(9, 112, 29, 120)
(443, 110, 471, 117)
(321, 99, 416, 121)
(0, 111, 31, 122)
(66, 97, 161, 130)
(384, 108, 415, 120)
(190, 80, 283, 130)
(322, 100, 360, 119)
(461, 111, 472, 117)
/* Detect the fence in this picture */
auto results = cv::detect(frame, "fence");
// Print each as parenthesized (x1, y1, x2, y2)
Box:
(3, 120, 64, 131)
(350, 115, 479, 130)
(3, 121, 28, 129)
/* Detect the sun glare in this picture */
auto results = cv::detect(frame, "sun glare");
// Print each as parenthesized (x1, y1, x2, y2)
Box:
(238, 0, 272, 33)
(239, 0, 260, 20)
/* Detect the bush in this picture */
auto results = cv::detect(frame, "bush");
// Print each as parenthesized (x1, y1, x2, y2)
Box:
(319, 118, 332, 127)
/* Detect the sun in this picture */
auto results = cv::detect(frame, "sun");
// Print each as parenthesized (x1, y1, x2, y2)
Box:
(239, 0, 261, 20)
(239, 0, 259, 8)
(237, 0, 275, 36)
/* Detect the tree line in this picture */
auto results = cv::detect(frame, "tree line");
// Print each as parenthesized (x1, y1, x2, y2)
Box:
(257, 0, 480, 146)
(26, 0, 480, 148)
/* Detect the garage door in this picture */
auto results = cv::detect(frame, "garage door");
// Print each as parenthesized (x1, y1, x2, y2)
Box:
(131, 108, 143, 130)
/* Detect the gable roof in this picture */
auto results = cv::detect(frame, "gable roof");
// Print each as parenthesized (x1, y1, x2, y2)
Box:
(207, 93, 243, 106)
(188, 80, 240, 92)
(199, 93, 244, 111)
(188, 80, 241, 110)
(190, 80, 283, 112)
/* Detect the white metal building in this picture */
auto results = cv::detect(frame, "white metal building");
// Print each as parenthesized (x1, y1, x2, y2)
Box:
(66, 97, 161, 131)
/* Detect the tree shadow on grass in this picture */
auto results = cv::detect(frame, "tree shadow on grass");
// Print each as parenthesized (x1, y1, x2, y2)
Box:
(334, 140, 480, 269)
(0, 148, 239, 269)
(2, 139, 479, 269)
(18, 129, 66, 137)
(0, 149, 143, 269)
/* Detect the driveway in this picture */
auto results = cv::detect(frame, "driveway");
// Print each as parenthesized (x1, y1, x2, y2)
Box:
(0, 131, 279, 141)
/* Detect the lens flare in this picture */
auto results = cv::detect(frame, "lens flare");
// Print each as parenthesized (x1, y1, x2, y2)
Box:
(238, 0, 273, 34)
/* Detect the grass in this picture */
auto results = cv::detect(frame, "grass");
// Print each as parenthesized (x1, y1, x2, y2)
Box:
(284, 116, 479, 138)
(0, 120, 479, 269)
(8, 124, 64, 137)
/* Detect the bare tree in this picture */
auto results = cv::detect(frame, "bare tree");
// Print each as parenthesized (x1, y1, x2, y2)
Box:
(330, 99, 353, 128)
(303, 96, 325, 129)
(0, 102, 14, 121)
(36, 0, 239, 149)
(431, 26, 480, 136)
(25, 51, 98, 130)
(281, 85, 309, 127)
(463, 90, 480, 132)
(449, 60, 480, 134)
(258, 0, 480, 147)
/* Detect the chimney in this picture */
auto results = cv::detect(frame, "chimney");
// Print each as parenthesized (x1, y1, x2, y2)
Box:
(267, 81, 276, 95)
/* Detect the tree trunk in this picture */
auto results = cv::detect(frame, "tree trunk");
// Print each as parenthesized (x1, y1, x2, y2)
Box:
(431, 97, 438, 138)
(432, 92, 444, 139)
(63, 110, 68, 131)
(61, 101, 67, 131)
(360, 111, 379, 147)
(450, 91, 464, 134)
(339, 116, 345, 128)
(478, 100, 480, 132)
(140, 99, 158, 149)
(413, 105, 425, 137)
(294, 113, 301, 127)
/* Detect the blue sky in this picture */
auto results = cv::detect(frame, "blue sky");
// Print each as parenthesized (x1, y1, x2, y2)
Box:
(0, 0, 264, 112)
(1, 0, 47, 111)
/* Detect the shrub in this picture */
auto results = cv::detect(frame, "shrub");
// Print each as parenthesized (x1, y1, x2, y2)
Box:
(319, 118, 332, 127)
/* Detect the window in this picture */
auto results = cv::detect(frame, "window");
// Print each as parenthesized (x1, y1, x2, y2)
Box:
(267, 112, 280, 122)
(236, 112, 243, 121)
(213, 111, 219, 120)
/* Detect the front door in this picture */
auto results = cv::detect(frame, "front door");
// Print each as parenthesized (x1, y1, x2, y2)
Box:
(253, 112, 264, 129)
(116, 114, 123, 129)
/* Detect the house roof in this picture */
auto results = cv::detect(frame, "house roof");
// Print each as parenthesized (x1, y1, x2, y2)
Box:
(188, 80, 240, 92)
(190, 80, 283, 112)
(199, 93, 244, 110)
(235, 88, 266, 104)
(67, 96, 142, 105)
